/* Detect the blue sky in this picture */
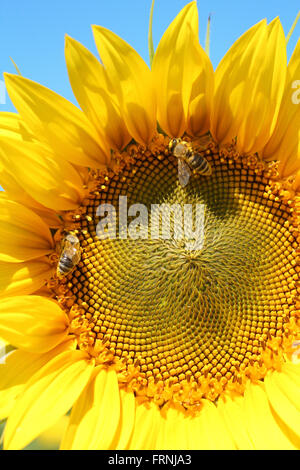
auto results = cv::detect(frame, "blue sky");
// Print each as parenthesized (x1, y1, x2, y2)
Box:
(0, 0, 299, 113)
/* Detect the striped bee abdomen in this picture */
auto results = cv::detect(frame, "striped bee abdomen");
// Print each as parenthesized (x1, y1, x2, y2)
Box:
(58, 254, 74, 273)
(194, 155, 211, 174)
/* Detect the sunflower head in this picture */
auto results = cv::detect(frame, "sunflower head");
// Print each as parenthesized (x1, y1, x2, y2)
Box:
(0, 1, 300, 451)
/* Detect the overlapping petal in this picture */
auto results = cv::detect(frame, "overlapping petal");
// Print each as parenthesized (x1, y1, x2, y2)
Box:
(4, 350, 94, 450)
(0, 258, 53, 298)
(262, 39, 300, 177)
(126, 401, 161, 450)
(109, 389, 135, 450)
(188, 400, 236, 449)
(0, 198, 54, 262)
(0, 137, 84, 211)
(0, 113, 63, 219)
(0, 163, 43, 208)
(0, 112, 34, 141)
(4, 74, 110, 169)
(28, 205, 62, 228)
(264, 364, 300, 444)
(65, 36, 131, 150)
(155, 406, 190, 449)
(152, 1, 201, 137)
(0, 339, 76, 420)
(211, 21, 266, 145)
(237, 18, 287, 154)
(0, 295, 69, 353)
(38, 415, 69, 449)
(211, 18, 287, 155)
(184, 31, 214, 137)
(61, 367, 120, 449)
(93, 26, 156, 145)
(0, 176, 62, 228)
(218, 395, 254, 449)
(243, 381, 296, 449)
(0, 114, 60, 218)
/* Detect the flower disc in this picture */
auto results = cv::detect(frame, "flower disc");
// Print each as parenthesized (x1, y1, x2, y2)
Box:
(61, 140, 297, 405)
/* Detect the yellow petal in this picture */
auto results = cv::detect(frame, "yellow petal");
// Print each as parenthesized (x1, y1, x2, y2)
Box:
(243, 381, 296, 449)
(4, 349, 94, 450)
(0, 173, 61, 228)
(211, 21, 265, 145)
(189, 400, 236, 449)
(29, 205, 63, 229)
(211, 19, 286, 154)
(283, 361, 300, 384)
(65, 35, 131, 150)
(0, 137, 84, 211)
(262, 38, 300, 177)
(0, 191, 61, 231)
(236, 18, 287, 154)
(184, 31, 214, 137)
(264, 367, 300, 439)
(0, 198, 54, 262)
(152, 1, 199, 137)
(4, 73, 110, 169)
(127, 401, 161, 450)
(0, 161, 41, 208)
(38, 415, 69, 450)
(217, 395, 254, 449)
(61, 367, 120, 450)
(0, 258, 53, 298)
(155, 406, 190, 449)
(93, 26, 156, 145)
(0, 339, 76, 420)
(0, 112, 34, 141)
(292, 170, 300, 192)
(110, 389, 135, 450)
(33, 285, 54, 297)
(0, 295, 69, 353)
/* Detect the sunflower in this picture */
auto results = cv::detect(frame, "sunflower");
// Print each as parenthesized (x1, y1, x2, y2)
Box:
(0, 1, 300, 451)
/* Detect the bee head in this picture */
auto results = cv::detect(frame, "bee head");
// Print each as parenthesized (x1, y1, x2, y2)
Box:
(168, 138, 180, 154)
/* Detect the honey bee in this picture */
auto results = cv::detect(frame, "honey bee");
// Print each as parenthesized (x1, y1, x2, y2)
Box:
(57, 232, 81, 278)
(168, 135, 212, 188)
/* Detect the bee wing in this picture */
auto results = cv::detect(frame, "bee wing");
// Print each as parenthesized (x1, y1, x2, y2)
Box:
(178, 159, 192, 188)
(61, 239, 81, 262)
(72, 249, 81, 266)
(191, 133, 212, 152)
